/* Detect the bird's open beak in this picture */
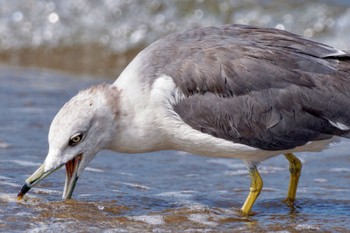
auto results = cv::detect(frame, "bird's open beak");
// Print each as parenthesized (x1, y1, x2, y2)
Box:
(17, 154, 83, 201)
(62, 154, 82, 199)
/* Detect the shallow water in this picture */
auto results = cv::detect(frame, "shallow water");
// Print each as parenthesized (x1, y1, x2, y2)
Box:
(1, 0, 350, 232)
(1, 67, 350, 232)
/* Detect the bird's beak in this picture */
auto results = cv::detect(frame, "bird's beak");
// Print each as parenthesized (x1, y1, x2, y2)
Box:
(17, 154, 83, 201)
(62, 154, 83, 199)
(17, 163, 63, 200)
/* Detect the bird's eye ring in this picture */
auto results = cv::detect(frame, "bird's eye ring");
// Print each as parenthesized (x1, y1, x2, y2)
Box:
(69, 133, 83, 146)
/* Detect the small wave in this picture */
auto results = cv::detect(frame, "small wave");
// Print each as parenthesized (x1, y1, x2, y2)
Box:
(78, 194, 92, 198)
(156, 190, 197, 198)
(0, 175, 12, 180)
(117, 172, 135, 177)
(32, 188, 61, 196)
(207, 159, 246, 169)
(0, 141, 9, 148)
(0, 181, 21, 188)
(0, 159, 41, 167)
(330, 168, 350, 173)
(188, 214, 217, 226)
(85, 167, 104, 173)
(299, 187, 349, 192)
(259, 166, 285, 174)
(26, 221, 78, 233)
(314, 178, 327, 183)
(130, 215, 165, 225)
(225, 165, 285, 176)
(156, 191, 208, 210)
(295, 224, 321, 231)
(224, 170, 249, 176)
(116, 182, 150, 190)
(0, 193, 18, 202)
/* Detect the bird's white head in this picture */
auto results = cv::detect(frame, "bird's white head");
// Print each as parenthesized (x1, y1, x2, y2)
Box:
(17, 83, 120, 200)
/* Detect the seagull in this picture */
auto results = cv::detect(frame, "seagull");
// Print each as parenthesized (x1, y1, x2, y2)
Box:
(17, 24, 350, 215)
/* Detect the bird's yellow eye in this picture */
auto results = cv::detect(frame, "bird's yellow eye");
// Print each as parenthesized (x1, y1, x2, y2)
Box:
(69, 133, 83, 146)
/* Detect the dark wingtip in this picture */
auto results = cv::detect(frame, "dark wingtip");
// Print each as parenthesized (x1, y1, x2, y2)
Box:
(17, 183, 31, 200)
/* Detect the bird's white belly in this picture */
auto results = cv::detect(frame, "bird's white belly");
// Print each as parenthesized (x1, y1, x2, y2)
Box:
(170, 122, 338, 163)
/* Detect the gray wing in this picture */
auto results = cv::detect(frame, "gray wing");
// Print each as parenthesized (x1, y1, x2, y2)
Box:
(143, 24, 350, 150)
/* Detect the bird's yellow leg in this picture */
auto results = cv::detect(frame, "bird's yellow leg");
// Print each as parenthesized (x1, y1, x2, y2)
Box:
(284, 153, 302, 202)
(241, 165, 263, 215)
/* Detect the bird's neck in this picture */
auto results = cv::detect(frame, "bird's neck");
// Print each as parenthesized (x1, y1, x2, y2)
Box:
(107, 60, 171, 154)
